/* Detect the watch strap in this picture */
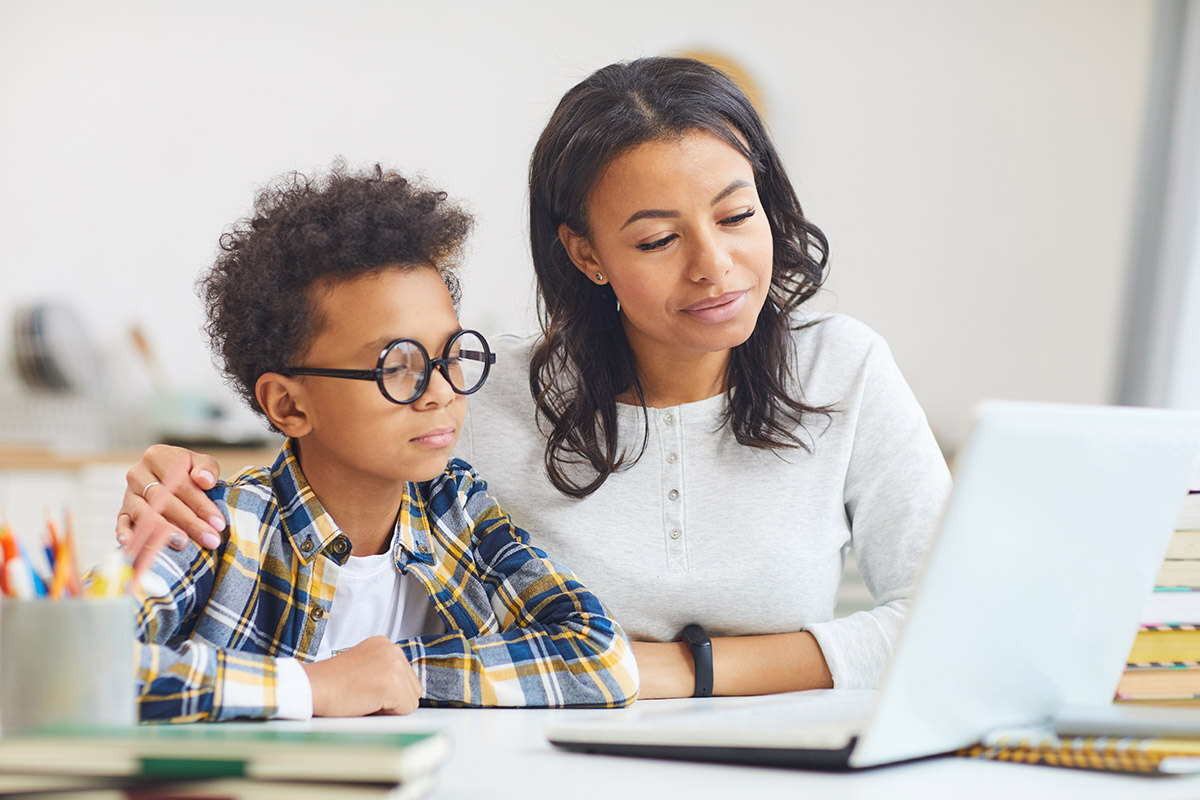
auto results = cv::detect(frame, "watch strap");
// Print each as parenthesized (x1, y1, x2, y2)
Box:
(679, 623, 713, 698)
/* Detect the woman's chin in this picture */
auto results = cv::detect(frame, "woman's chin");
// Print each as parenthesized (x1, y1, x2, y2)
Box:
(681, 315, 760, 353)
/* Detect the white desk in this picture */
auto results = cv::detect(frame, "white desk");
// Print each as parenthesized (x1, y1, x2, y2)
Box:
(272, 694, 1200, 800)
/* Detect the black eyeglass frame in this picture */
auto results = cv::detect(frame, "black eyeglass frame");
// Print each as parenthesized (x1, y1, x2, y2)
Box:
(279, 329, 496, 405)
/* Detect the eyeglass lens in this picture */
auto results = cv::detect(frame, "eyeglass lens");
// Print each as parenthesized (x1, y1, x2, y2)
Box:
(380, 331, 489, 403)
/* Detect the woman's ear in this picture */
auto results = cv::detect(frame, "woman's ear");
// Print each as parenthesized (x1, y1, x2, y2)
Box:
(558, 223, 607, 285)
(255, 373, 312, 438)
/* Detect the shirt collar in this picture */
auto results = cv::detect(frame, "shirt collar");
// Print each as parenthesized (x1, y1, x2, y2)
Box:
(270, 438, 349, 564)
(269, 438, 436, 567)
(395, 479, 436, 567)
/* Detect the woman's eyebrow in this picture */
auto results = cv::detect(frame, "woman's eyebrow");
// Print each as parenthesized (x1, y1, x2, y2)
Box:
(621, 208, 678, 229)
(619, 179, 753, 230)
(711, 179, 751, 205)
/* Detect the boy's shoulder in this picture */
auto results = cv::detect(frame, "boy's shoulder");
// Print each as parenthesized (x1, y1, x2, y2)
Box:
(144, 463, 280, 582)
(420, 457, 481, 499)
(409, 458, 530, 555)
(417, 457, 497, 518)
(202, 447, 299, 539)
(205, 463, 278, 513)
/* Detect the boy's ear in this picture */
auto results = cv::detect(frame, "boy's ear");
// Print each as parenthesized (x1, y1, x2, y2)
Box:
(558, 223, 606, 285)
(255, 373, 312, 437)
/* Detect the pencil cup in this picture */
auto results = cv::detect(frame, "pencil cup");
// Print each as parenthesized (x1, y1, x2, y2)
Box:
(0, 597, 136, 733)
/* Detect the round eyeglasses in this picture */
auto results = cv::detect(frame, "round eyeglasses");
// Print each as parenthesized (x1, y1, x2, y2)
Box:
(280, 329, 496, 405)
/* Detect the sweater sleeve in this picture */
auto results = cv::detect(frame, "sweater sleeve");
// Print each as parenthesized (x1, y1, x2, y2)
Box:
(803, 332, 952, 689)
(396, 466, 639, 708)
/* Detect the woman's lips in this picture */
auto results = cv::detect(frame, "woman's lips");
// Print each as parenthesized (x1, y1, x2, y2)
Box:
(680, 290, 748, 323)
(412, 427, 456, 448)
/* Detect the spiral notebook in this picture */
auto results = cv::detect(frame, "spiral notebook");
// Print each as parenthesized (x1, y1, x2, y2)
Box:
(547, 401, 1200, 771)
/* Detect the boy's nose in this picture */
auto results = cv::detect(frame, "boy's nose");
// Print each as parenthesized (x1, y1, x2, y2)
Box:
(415, 365, 455, 408)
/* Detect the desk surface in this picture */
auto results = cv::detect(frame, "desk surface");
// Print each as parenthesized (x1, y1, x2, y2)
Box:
(269, 694, 1200, 800)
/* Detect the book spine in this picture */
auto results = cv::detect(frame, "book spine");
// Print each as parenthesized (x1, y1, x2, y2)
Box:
(1125, 661, 1200, 669)
(1139, 624, 1200, 631)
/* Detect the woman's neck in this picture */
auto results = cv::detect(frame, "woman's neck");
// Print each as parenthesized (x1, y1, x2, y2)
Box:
(620, 343, 731, 408)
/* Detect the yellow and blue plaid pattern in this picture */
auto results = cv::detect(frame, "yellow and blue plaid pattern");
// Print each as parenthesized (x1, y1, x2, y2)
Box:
(136, 439, 638, 722)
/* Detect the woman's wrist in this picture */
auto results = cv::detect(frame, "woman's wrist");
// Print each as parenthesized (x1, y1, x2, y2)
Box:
(630, 631, 834, 700)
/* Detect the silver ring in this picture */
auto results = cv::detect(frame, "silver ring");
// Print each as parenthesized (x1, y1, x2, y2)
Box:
(140, 481, 162, 499)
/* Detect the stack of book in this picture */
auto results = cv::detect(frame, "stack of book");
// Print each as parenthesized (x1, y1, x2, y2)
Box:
(0, 724, 450, 799)
(1119, 485, 1200, 707)
(959, 704, 1200, 774)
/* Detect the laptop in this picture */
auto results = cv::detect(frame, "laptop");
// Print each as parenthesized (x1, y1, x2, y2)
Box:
(547, 401, 1200, 769)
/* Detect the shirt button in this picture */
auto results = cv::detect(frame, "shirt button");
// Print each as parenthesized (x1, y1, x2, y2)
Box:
(663, 413, 674, 426)
(417, 543, 429, 554)
(666, 453, 678, 464)
(669, 529, 681, 540)
(668, 489, 680, 501)
(332, 537, 349, 556)
(300, 540, 314, 553)
(310, 606, 325, 621)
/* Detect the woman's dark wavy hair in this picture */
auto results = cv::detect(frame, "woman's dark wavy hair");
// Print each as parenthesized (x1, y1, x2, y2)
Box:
(200, 161, 472, 428)
(528, 56, 832, 498)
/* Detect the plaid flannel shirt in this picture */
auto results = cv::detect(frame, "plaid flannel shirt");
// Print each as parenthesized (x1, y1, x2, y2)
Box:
(135, 440, 638, 722)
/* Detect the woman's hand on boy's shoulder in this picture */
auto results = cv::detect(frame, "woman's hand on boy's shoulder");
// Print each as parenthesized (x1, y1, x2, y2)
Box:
(302, 636, 422, 717)
(117, 444, 228, 577)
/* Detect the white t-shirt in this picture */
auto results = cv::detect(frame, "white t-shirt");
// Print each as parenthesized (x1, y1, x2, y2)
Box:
(457, 312, 952, 690)
(314, 528, 445, 661)
(276, 527, 444, 719)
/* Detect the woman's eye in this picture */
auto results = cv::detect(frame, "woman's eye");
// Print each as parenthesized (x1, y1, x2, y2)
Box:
(636, 234, 677, 252)
(721, 208, 756, 225)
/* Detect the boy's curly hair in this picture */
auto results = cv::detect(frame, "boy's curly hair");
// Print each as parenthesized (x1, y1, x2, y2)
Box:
(200, 161, 473, 422)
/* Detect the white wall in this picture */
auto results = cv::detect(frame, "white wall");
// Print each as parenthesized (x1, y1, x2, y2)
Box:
(0, 0, 1154, 451)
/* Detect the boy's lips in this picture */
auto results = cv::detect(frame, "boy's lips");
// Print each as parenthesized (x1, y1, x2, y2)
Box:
(680, 290, 748, 323)
(412, 427, 456, 448)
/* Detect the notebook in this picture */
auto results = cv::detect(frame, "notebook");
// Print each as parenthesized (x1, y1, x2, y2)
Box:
(546, 401, 1200, 769)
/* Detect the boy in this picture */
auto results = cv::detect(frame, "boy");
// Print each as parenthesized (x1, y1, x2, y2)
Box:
(134, 164, 638, 722)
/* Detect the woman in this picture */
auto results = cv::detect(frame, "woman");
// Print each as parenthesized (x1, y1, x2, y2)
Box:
(118, 57, 951, 699)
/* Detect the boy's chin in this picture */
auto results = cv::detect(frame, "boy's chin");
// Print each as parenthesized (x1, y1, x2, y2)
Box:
(410, 458, 453, 483)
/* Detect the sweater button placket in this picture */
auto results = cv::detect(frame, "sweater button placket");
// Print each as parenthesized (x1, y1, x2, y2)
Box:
(661, 407, 686, 572)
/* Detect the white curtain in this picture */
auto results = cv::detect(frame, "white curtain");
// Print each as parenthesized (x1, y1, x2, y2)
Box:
(1118, 0, 1200, 410)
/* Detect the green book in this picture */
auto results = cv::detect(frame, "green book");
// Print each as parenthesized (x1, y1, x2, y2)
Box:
(0, 775, 436, 800)
(0, 724, 449, 786)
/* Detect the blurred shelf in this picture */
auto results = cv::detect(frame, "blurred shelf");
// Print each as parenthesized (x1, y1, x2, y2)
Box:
(0, 445, 280, 476)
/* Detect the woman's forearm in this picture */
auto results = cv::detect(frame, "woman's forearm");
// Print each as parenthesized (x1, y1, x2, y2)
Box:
(631, 631, 833, 700)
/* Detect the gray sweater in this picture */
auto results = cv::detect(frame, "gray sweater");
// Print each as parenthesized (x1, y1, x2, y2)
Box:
(457, 312, 951, 689)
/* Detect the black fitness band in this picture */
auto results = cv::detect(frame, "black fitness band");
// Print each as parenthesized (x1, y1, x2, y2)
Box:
(678, 623, 713, 698)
